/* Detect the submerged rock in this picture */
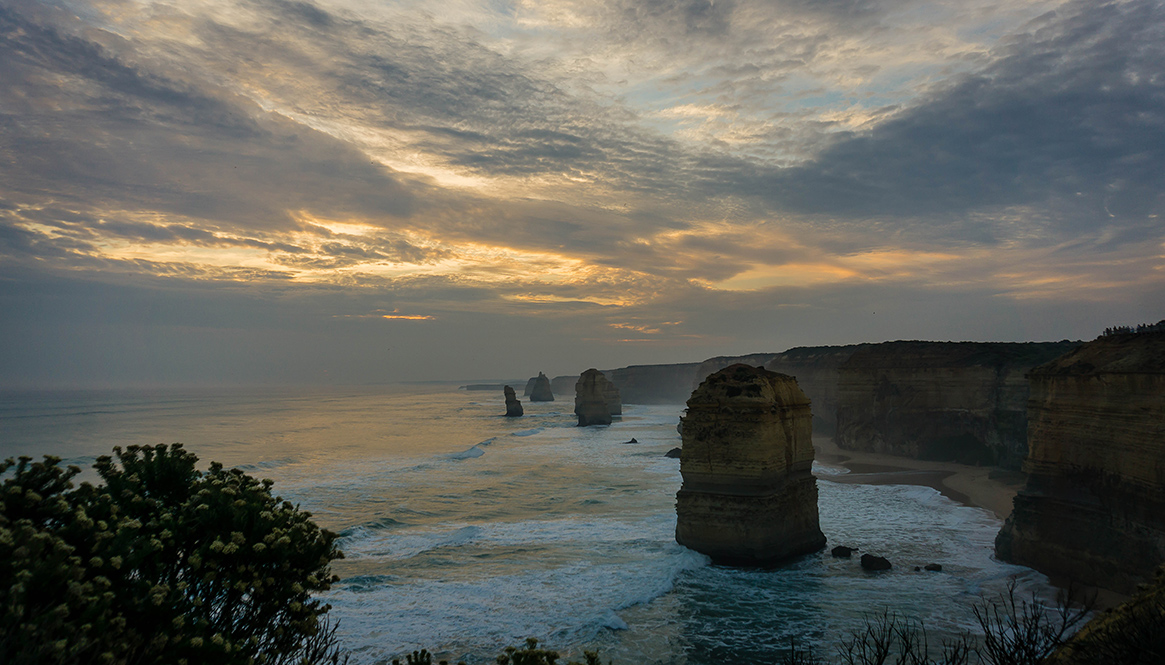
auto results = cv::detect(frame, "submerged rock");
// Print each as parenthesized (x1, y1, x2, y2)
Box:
(861, 554, 891, 571)
(574, 369, 614, 426)
(528, 372, 554, 402)
(664, 447, 682, 459)
(831, 546, 855, 558)
(503, 385, 523, 417)
(675, 364, 826, 566)
(924, 563, 942, 572)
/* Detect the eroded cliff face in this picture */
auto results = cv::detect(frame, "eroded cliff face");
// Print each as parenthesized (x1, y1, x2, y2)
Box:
(605, 363, 703, 404)
(675, 364, 826, 565)
(995, 331, 1165, 594)
(835, 341, 1079, 468)
(765, 345, 870, 436)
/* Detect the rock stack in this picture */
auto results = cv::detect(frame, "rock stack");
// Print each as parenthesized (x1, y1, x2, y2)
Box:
(995, 329, 1165, 594)
(675, 364, 826, 565)
(574, 369, 615, 426)
(503, 385, 523, 417)
(528, 372, 554, 402)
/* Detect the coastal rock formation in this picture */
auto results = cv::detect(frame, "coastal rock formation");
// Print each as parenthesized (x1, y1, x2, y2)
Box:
(692, 353, 783, 391)
(574, 369, 615, 426)
(765, 345, 871, 436)
(835, 341, 1079, 468)
(503, 385, 523, 417)
(675, 364, 826, 565)
(831, 545, 854, 558)
(603, 379, 622, 415)
(606, 363, 704, 404)
(550, 374, 576, 397)
(528, 372, 554, 402)
(861, 554, 891, 571)
(995, 329, 1165, 594)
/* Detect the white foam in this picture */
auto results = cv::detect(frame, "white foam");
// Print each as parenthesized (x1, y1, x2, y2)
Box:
(446, 438, 496, 460)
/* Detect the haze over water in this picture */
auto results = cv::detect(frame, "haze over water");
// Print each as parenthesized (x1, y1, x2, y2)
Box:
(1, 386, 1053, 664)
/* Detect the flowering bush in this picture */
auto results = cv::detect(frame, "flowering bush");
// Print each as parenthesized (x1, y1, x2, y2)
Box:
(1, 444, 344, 665)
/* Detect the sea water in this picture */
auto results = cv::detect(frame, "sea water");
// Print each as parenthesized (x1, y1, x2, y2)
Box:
(0, 385, 1053, 664)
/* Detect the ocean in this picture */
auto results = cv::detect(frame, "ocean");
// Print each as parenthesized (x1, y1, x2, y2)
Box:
(0, 385, 1054, 664)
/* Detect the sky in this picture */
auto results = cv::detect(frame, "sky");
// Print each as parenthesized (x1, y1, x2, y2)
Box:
(1, 0, 1163, 387)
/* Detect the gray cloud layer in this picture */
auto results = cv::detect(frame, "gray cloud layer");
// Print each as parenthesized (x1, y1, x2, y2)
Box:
(1, 0, 1162, 385)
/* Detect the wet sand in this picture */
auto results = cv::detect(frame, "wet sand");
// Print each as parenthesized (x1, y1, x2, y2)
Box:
(813, 436, 1025, 520)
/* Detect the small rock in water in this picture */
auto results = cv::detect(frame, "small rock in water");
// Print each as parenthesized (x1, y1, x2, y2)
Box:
(664, 447, 682, 458)
(861, 554, 892, 571)
(622, 437, 639, 444)
(831, 546, 855, 558)
(914, 566, 921, 572)
(924, 563, 942, 572)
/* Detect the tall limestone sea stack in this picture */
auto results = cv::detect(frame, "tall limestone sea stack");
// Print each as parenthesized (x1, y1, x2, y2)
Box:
(574, 368, 616, 426)
(528, 372, 554, 402)
(503, 385, 523, 417)
(675, 364, 826, 565)
(995, 328, 1165, 594)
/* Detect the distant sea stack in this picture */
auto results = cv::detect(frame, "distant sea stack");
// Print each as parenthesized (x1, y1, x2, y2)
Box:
(528, 372, 554, 402)
(503, 385, 523, 417)
(675, 364, 826, 565)
(574, 369, 615, 426)
(995, 329, 1165, 594)
(835, 341, 1080, 468)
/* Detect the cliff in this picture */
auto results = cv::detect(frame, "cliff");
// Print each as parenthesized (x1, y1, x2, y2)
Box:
(605, 363, 703, 403)
(575, 369, 615, 426)
(995, 330, 1165, 594)
(835, 341, 1080, 468)
(550, 374, 576, 397)
(675, 364, 826, 565)
(764, 344, 871, 436)
(692, 353, 782, 390)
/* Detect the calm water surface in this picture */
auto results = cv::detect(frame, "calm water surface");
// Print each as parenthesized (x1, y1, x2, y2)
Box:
(0, 386, 1053, 664)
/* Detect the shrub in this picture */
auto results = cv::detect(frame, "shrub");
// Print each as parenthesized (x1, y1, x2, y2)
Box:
(0, 444, 345, 665)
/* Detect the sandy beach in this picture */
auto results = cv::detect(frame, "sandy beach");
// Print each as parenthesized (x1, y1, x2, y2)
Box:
(813, 436, 1025, 520)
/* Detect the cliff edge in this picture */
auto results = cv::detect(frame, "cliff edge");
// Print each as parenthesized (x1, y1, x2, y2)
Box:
(835, 341, 1079, 468)
(995, 329, 1165, 594)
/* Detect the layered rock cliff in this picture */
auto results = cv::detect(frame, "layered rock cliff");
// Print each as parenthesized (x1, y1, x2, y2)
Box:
(605, 363, 703, 403)
(550, 374, 576, 397)
(995, 330, 1165, 594)
(692, 353, 782, 390)
(528, 372, 554, 402)
(835, 341, 1079, 468)
(503, 385, 523, 417)
(675, 364, 826, 565)
(575, 369, 615, 426)
(764, 345, 871, 436)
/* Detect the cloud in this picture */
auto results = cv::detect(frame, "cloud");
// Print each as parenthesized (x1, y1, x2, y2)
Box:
(756, 0, 1165, 236)
(1, 0, 1163, 386)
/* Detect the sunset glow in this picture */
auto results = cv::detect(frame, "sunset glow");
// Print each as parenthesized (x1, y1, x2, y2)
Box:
(2, 0, 1163, 385)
